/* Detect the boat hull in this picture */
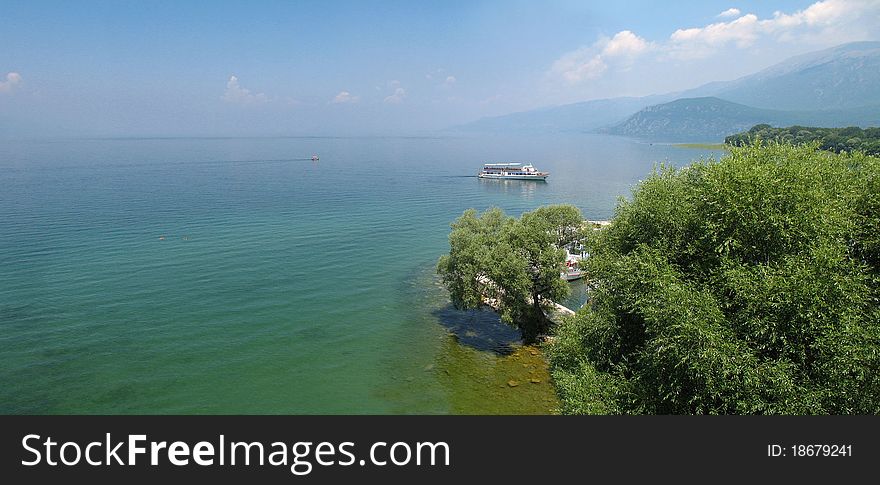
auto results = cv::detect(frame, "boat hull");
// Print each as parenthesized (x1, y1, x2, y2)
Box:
(478, 173, 548, 181)
(561, 271, 585, 281)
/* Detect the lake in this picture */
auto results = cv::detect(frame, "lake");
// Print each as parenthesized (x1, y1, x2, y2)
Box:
(0, 134, 725, 414)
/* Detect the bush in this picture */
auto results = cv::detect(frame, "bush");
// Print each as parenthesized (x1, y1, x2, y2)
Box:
(550, 143, 880, 414)
(438, 205, 584, 343)
(726, 125, 880, 156)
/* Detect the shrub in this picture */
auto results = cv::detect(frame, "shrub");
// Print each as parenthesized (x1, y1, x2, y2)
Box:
(550, 143, 880, 414)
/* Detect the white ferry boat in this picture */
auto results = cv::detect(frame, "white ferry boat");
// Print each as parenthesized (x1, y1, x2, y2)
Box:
(478, 163, 548, 180)
(560, 245, 588, 281)
(561, 263, 584, 281)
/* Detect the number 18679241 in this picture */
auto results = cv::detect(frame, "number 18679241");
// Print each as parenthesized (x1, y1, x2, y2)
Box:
(767, 444, 852, 457)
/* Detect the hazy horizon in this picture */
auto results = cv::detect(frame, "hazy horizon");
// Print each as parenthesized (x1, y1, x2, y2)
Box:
(2, 0, 879, 138)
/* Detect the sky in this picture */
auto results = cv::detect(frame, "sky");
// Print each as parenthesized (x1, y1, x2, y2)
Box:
(1, 0, 879, 137)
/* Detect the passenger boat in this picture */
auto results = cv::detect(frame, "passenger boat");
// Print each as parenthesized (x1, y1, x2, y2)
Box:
(478, 163, 548, 180)
(560, 244, 588, 281)
(561, 260, 584, 281)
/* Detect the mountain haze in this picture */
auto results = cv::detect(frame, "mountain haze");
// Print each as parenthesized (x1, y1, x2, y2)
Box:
(606, 97, 880, 140)
(447, 95, 674, 133)
(451, 42, 880, 139)
(710, 41, 880, 111)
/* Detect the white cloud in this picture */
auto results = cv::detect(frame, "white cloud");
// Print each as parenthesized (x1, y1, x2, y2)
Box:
(222, 75, 268, 105)
(601, 30, 651, 57)
(0, 72, 22, 94)
(550, 0, 880, 83)
(430, 73, 457, 88)
(384, 87, 407, 104)
(669, 13, 761, 57)
(669, 0, 878, 59)
(331, 90, 359, 104)
(551, 52, 607, 84)
(425, 68, 449, 81)
(550, 30, 651, 84)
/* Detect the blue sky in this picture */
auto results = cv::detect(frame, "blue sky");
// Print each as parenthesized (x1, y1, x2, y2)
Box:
(1, 0, 879, 136)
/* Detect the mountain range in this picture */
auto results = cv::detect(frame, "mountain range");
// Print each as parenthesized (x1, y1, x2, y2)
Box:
(605, 97, 880, 141)
(452, 41, 880, 140)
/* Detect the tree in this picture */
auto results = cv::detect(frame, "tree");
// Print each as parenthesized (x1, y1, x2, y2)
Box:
(437, 205, 584, 343)
(726, 124, 880, 156)
(549, 143, 880, 414)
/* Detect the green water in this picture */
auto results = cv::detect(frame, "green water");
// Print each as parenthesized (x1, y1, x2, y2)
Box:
(0, 134, 724, 414)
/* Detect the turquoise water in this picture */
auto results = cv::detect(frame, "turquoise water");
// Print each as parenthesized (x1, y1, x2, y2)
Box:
(0, 134, 724, 414)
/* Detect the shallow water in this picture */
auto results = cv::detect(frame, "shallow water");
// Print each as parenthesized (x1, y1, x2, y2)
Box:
(0, 134, 724, 414)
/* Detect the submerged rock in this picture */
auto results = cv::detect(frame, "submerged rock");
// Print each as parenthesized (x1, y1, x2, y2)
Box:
(507, 380, 520, 387)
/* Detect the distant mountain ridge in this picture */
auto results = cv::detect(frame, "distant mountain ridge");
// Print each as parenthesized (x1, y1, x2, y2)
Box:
(709, 41, 880, 111)
(447, 94, 674, 134)
(450, 41, 880, 140)
(605, 97, 880, 140)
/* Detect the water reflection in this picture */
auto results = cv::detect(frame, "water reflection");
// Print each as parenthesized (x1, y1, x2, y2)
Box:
(476, 178, 548, 199)
(560, 278, 590, 312)
(431, 304, 520, 355)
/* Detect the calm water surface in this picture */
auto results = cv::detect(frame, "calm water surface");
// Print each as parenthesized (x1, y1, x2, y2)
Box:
(0, 134, 724, 413)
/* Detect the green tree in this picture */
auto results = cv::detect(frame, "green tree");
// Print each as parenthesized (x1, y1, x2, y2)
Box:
(550, 143, 880, 414)
(437, 205, 584, 343)
(726, 125, 880, 156)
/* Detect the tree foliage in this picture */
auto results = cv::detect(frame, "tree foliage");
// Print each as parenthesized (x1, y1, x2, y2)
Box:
(550, 143, 880, 414)
(437, 205, 584, 343)
(726, 124, 880, 156)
